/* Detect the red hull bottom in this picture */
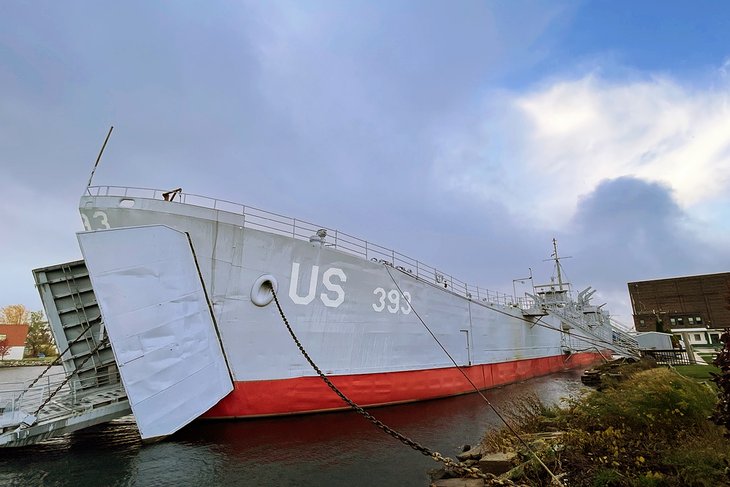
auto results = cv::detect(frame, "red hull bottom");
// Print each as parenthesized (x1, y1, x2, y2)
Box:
(203, 352, 604, 418)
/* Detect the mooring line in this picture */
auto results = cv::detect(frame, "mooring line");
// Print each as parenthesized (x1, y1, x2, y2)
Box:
(270, 289, 518, 484)
(383, 264, 565, 487)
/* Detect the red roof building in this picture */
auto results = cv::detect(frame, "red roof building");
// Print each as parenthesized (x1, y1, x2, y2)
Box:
(0, 324, 29, 360)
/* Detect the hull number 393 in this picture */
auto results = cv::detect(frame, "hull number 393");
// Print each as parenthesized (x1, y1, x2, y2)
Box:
(288, 262, 412, 314)
(372, 288, 411, 314)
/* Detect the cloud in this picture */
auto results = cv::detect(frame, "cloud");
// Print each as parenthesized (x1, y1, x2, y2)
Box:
(437, 72, 730, 236)
(570, 176, 691, 277)
(0, 2, 571, 310)
(432, 71, 730, 324)
(2, 2, 729, 331)
(558, 176, 729, 325)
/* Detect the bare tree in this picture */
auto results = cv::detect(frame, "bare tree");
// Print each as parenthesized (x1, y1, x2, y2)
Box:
(0, 304, 30, 325)
(0, 338, 10, 361)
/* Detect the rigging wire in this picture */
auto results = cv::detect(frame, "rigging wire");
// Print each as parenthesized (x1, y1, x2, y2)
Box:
(383, 265, 565, 486)
(270, 289, 508, 483)
(407, 268, 638, 357)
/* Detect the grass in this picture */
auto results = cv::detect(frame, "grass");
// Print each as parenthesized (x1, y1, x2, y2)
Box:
(674, 364, 721, 380)
(479, 363, 730, 487)
(697, 352, 717, 363)
(0, 356, 59, 367)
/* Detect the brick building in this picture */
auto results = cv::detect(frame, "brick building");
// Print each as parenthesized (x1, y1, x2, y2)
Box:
(0, 324, 29, 360)
(627, 272, 730, 347)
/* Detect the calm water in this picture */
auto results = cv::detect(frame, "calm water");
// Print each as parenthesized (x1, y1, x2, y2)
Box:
(0, 366, 586, 487)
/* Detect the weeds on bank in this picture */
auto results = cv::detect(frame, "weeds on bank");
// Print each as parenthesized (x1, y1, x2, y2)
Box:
(479, 366, 730, 487)
(481, 392, 560, 453)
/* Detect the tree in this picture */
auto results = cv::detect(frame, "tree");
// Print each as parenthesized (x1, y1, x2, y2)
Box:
(24, 310, 57, 358)
(0, 304, 29, 325)
(0, 338, 10, 361)
(711, 329, 730, 436)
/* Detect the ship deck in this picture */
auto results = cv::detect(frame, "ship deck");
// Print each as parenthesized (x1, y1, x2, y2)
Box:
(85, 185, 521, 307)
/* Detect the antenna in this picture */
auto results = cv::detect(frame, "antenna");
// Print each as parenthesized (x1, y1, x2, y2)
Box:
(85, 126, 114, 193)
(542, 238, 572, 292)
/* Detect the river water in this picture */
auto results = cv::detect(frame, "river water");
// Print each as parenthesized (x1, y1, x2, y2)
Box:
(0, 366, 586, 487)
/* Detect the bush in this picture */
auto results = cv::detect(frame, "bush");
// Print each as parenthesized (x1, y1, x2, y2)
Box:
(560, 368, 727, 486)
(569, 368, 716, 434)
(478, 365, 730, 487)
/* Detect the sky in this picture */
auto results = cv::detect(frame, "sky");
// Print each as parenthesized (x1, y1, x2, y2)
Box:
(1, 1, 730, 328)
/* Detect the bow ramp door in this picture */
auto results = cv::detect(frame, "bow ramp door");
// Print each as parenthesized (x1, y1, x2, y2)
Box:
(77, 225, 233, 441)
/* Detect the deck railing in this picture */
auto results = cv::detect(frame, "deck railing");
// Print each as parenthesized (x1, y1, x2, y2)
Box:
(87, 185, 516, 306)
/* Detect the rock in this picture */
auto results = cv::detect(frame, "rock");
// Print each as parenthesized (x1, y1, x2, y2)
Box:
(428, 467, 458, 481)
(430, 479, 485, 487)
(456, 444, 484, 461)
(477, 451, 518, 475)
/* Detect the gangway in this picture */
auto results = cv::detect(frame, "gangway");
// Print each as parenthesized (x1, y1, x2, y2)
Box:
(1, 225, 234, 447)
(0, 370, 130, 448)
(0, 260, 131, 448)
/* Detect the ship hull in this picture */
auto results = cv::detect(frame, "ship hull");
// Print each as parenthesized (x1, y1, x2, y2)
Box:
(204, 352, 600, 418)
(79, 191, 613, 418)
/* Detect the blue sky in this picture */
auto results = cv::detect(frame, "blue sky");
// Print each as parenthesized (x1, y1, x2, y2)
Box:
(1, 1, 729, 326)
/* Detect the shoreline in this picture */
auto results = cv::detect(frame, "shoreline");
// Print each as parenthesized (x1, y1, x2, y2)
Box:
(0, 359, 58, 368)
(430, 359, 729, 486)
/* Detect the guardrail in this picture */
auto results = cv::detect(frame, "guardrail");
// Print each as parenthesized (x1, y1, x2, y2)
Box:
(87, 185, 517, 306)
(641, 349, 693, 366)
(0, 369, 122, 421)
(612, 329, 639, 347)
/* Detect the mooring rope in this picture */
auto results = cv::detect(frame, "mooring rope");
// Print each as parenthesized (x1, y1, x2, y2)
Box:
(270, 289, 522, 485)
(383, 264, 565, 486)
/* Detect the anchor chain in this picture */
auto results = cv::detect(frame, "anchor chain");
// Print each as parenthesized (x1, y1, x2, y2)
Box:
(271, 289, 521, 485)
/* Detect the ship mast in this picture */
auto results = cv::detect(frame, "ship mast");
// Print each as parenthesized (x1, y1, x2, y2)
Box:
(552, 238, 564, 292)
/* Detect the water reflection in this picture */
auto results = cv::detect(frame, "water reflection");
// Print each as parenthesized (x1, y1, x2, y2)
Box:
(0, 370, 585, 487)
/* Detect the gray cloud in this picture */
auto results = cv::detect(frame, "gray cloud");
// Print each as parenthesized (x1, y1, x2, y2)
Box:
(4, 2, 728, 332)
(562, 177, 730, 320)
(1, 1, 571, 310)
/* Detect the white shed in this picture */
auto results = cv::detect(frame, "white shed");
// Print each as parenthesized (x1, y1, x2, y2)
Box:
(632, 331, 674, 350)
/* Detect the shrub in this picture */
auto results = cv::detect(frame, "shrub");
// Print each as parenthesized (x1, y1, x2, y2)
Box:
(711, 329, 730, 435)
(568, 368, 716, 435)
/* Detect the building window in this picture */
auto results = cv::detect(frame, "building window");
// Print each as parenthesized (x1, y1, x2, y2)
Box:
(677, 317, 684, 325)
(688, 317, 694, 325)
(639, 319, 645, 325)
(0, 334, 5, 340)
(670, 318, 676, 325)
(694, 334, 701, 341)
(696, 316, 703, 324)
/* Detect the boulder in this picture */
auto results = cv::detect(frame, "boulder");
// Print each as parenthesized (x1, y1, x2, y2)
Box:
(477, 451, 518, 475)
(456, 444, 485, 461)
(428, 468, 456, 481)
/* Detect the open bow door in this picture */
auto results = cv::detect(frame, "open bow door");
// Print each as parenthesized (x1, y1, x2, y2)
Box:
(78, 225, 233, 441)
